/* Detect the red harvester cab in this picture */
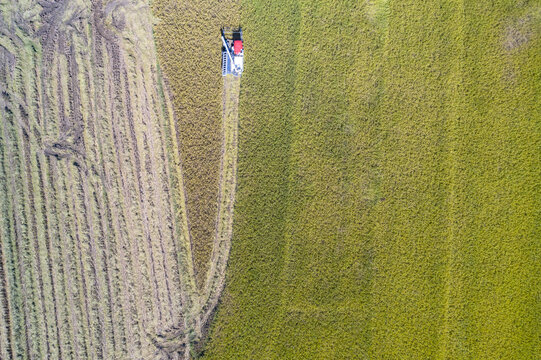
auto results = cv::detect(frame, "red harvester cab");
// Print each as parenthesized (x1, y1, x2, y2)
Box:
(233, 40, 243, 55)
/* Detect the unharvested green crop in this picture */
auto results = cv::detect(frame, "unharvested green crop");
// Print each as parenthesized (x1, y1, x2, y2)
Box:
(203, 0, 541, 358)
(151, 0, 241, 288)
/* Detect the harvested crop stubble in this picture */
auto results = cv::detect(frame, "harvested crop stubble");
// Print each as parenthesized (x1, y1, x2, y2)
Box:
(0, 1, 241, 357)
(0, 0, 192, 358)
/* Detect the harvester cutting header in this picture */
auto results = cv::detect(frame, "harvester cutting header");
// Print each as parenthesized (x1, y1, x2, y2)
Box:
(221, 27, 243, 76)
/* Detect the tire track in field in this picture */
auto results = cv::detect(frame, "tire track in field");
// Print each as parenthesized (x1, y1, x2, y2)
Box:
(78, 35, 119, 356)
(66, 162, 100, 359)
(3, 112, 33, 359)
(104, 40, 149, 357)
(66, 29, 114, 358)
(108, 53, 153, 350)
(14, 52, 48, 359)
(21, 87, 51, 360)
(55, 46, 94, 359)
(138, 50, 185, 326)
(149, 77, 182, 326)
(89, 3, 133, 355)
(2, 49, 50, 353)
(35, 154, 64, 359)
(41, 156, 77, 359)
(97, 31, 143, 356)
(150, 82, 184, 325)
(152, 75, 197, 359)
(96, 139, 140, 359)
(20, 50, 59, 360)
(121, 62, 164, 324)
(48, 158, 85, 360)
(78, 169, 110, 359)
(45, 46, 87, 356)
(200, 75, 240, 329)
(155, 72, 195, 357)
(33, 36, 70, 358)
(0, 49, 16, 359)
(0, 60, 29, 360)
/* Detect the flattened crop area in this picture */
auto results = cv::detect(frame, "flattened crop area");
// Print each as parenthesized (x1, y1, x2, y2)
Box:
(0, 0, 242, 357)
(0, 0, 201, 358)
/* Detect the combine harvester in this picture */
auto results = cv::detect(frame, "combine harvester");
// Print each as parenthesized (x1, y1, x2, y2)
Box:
(221, 27, 244, 76)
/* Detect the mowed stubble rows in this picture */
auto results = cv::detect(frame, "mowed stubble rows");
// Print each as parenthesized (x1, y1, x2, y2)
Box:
(0, 0, 242, 357)
(0, 0, 194, 358)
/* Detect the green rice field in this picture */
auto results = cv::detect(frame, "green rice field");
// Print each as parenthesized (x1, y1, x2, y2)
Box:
(202, 0, 541, 358)
(0, 0, 539, 359)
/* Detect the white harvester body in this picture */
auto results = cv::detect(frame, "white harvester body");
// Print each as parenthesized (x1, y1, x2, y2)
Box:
(221, 28, 243, 76)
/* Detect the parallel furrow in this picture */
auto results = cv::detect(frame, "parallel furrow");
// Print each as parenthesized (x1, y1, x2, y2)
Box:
(121, 57, 163, 326)
(149, 69, 184, 323)
(33, 40, 68, 360)
(141, 62, 179, 322)
(95, 44, 140, 359)
(52, 158, 89, 360)
(104, 36, 148, 357)
(55, 45, 94, 359)
(41, 155, 76, 359)
(43, 49, 82, 359)
(66, 161, 101, 359)
(20, 73, 53, 360)
(66, 32, 110, 359)
(88, 6, 132, 356)
(154, 73, 195, 357)
(0, 77, 18, 360)
(3, 102, 34, 359)
(34, 154, 63, 359)
(78, 29, 119, 358)
(0, 200, 14, 360)
(126, 55, 173, 326)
